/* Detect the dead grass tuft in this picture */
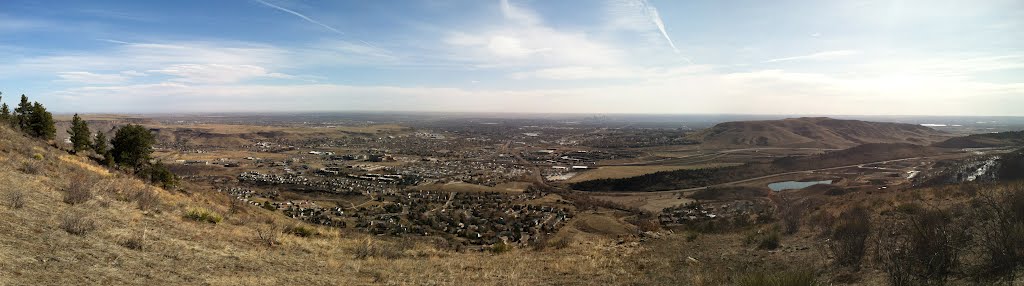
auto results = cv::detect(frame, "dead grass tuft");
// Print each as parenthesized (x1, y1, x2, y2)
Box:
(60, 212, 97, 236)
(6, 190, 25, 209)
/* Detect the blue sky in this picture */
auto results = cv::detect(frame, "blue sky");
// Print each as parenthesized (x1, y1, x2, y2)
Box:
(0, 0, 1021, 115)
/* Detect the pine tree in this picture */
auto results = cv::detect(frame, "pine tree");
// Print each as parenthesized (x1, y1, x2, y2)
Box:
(0, 92, 9, 126)
(29, 102, 55, 140)
(111, 124, 155, 170)
(93, 131, 113, 166)
(14, 94, 32, 132)
(69, 113, 92, 153)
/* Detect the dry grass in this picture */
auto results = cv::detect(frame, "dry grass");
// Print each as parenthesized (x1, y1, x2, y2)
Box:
(59, 212, 96, 236)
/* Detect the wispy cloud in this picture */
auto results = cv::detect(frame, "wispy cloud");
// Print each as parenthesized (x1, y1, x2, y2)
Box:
(764, 50, 861, 63)
(605, 0, 688, 62)
(254, 0, 347, 36)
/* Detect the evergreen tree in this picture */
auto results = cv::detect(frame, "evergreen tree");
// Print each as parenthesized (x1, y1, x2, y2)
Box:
(14, 94, 32, 132)
(0, 103, 10, 126)
(93, 131, 113, 166)
(0, 92, 9, 126)
(28, 102, 56, 140)
(111, 124, 155, 170)
(68, 113, 92, 153)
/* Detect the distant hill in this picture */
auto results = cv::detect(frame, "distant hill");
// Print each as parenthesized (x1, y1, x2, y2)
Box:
(932, 131, 1024, 148)
(572, 143, 945, 192)
(692, 117, 949, 148)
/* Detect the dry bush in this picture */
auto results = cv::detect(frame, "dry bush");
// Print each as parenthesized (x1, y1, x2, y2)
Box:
(283, 223, 317, 237)
(62, 175, 96, 205)
(969, 184, 1024, 282)
(19, 160, 43, 175)
(132, 188, 161, 211)
(877, 206, 970, 285)
(60, 212, 96, 236)
(119, 232, 147, 250)
(183, 207, 223, 224)
(354, 239, 406, 260)
(777, 194, 808, 235)
(828, 206, 871, 268)
(6, 190, 25, 209)
(255, 224, 280, 247)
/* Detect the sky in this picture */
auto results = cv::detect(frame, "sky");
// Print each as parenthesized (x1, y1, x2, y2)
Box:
(0, 0, 1021, 115)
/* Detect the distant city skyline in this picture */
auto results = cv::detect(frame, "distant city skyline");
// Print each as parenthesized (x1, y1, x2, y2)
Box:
(0, 0, 1021, 115)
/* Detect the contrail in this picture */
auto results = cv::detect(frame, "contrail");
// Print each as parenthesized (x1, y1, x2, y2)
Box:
(254, 0, 381, 49)
(636, 0, 687, 62)
(255, 0, 347, 35)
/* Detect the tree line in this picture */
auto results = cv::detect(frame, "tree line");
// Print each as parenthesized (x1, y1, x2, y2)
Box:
(0, 92, 175, 188)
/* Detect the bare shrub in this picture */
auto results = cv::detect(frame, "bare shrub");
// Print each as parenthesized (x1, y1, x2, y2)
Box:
(877, 206, 970, 285)
(284, 223, 317, 237)
(6, 190, 25, 209)
(62, 176, 96, 205)
(778, 194, 808, 235)
(132, 189, 161, 211)
(19, 160, 43, 175)
(60, 212, 96, 236)
(828, 206, 871, 268)
(119, 232, 147, 250)
(970, 184, 1024, 282)
(255, 224, 280, 247)
(354, 239, 405, 260)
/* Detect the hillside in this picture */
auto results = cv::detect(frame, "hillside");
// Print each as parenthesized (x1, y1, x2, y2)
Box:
(692, 117, 949, 148)
(572, 143, 944, 193)
(932, 130, 1024, 148)
(0, 125, 639, 285)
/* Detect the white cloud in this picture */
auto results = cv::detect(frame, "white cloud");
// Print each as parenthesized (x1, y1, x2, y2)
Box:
(511, 65, 714, 80)
(56, 71, 131, 84)
(764, 50, 861, 63)
(148, 64, 292, 84)
(443, 0, 621, 67)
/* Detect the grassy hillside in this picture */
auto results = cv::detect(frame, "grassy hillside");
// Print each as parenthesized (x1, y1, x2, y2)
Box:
(693, 117, 948, 148)
(572, 143, 943, 193)
(0, 125, 639, 285)
(933, 130, 1024, 148)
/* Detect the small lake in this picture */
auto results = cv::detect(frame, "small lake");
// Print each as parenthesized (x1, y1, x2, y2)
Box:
(768, 180, 833, 192)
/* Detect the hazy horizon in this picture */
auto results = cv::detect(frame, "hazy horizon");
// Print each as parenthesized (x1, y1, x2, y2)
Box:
(1, 0, 1021, 115)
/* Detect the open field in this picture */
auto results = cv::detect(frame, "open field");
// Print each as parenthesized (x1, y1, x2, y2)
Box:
(566, 163, 741, 183)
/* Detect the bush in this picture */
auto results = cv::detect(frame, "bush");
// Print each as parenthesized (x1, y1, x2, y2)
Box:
(829, 206, 871, 268)
(183, 207, 223, 224)
(60, 213, 96, 236)
(255, 224, 280, 247)
(758, 230, 781, 250)
(20, 160, 42, 174)
(62, 177, 95, 205)
(970, 185, 1024, 281)
(133, 189, 161, 211)
(119, 233, 146, 250)
(284, 224, 317, 237)
(6, 190, 24, 209)
(778, 195, 807, 235)
(736, 268, 820, 286)
(878, 206, 969, 285)
(353, 239, 405, 260)
(489, 242, 513, 254)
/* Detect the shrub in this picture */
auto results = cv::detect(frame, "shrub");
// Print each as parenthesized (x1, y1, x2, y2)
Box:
(878, 206, 969, 285)
(970, 185, 1024, 281)
(353, 239, 405, 260)
(255, 224, 280, 247)
(284, 224, 317, 237)
(60, 213, 96, 236)
(758, 230, 781, 250)
(62, 177, 95, 205)
(685, 232, 699, 242)
(133, 189, 161, 211)
(489, 242, 513, 254)
(6, 190, 24, 209)
(119, 233, 146, 250)
(183, 207, 223, 224)
(778, 195, 807, 235)
(736, 268, 820, 286)
(829, 206, 871, 268)
(20, 160, 42, 174)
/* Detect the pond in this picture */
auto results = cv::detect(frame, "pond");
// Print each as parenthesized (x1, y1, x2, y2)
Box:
(768, 180, 833, 192)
